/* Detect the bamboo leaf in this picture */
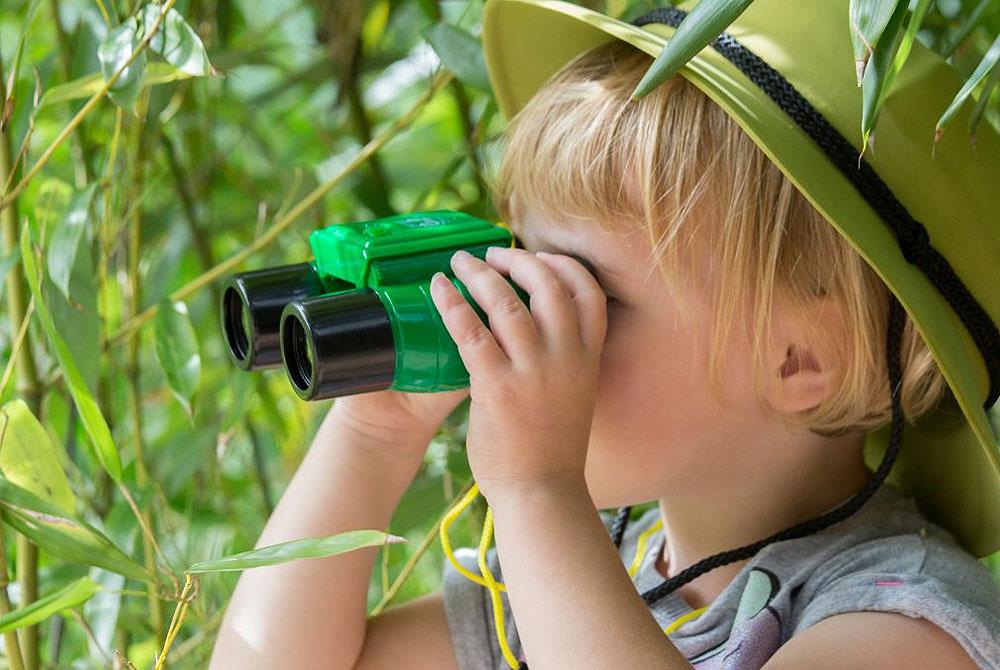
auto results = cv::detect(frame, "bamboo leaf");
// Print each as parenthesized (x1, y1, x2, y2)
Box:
(142, 5, 214, 77)
(98, 16, 147, 110)
(153, 299, 201, 417)
(0, 399, 75, 513)
(850, 0, 903, 85)
(39, 63, 193, 109)
(47, 184, 97, 303)
(860, 0, 909, 154)
(0, 577, 101, 633)
(187, 530, 406, 573)
(422, 22, 491, 91)
(631, 0, 756, 100)
(936, 32, 1000, 143)
(1, 0, 43, 132)
(969, 58, 1000, 142)
(940, 0, 999, 58)
(0, 476, 151, 582)
(19, 220, 123, 484)
(882, 0, 935, 95)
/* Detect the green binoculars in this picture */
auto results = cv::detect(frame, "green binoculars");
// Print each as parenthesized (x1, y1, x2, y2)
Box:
(220, 209, 529, 400)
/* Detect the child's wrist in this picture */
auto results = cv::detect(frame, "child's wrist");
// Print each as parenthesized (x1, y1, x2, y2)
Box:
(326, 404, 435, 463)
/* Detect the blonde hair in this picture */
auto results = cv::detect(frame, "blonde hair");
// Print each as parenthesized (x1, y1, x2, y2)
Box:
(489, 40, 949, 436)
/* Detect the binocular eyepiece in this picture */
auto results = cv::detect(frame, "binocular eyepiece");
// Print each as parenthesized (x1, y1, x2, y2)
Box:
(220, 210, 525, 401)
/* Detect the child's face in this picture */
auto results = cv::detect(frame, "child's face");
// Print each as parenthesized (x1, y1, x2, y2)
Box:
(513, 205, 774, 509)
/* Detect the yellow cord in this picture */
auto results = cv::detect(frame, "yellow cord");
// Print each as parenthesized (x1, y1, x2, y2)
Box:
(439, 483, 709, 668)
(477, 505, 522, 668)
(626, 517, 664, 578)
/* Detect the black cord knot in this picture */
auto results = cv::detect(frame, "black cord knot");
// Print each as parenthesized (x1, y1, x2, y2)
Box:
(898, 223, 932, 266)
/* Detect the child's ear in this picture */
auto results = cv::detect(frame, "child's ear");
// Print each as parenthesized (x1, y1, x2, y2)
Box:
(765, 295, 846, 415)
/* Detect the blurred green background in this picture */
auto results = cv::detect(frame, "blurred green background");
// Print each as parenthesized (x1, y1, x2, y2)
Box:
(0, 0, 998, 667)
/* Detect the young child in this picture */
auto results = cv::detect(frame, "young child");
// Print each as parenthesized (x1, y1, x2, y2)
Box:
(209, 0, 1000, 668)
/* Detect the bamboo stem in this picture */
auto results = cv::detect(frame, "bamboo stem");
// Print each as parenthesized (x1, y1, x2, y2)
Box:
(0, 50, 41, 670)
(0, 528, 26, 670)
(122, 88, 164, 640)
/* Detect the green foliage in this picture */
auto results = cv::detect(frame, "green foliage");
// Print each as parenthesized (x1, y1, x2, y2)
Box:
(0, 0, 997, 667)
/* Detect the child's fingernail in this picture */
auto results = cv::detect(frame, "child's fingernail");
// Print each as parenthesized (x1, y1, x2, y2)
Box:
(453, 249, 473, 263)
(432, 272, 449, 289)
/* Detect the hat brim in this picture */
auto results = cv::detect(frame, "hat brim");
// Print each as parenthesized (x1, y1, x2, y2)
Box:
(482, 0, 1000, 557)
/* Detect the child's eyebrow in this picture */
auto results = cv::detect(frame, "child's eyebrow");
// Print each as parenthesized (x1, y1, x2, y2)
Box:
(511, 232, 622, 294)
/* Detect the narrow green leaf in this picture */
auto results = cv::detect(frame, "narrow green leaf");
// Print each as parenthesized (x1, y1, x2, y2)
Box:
(882, 0, 934, 95)
(0, 577, 100, 633)
(631, 0, 756, 100)
(850, 0, 902, 85)
(0, 399, 75, 512)
(97, 16, 147, 110)
(969, 58, 1000, 142)
(153, 299, 201, 417)
(940, 0, 998, 58)
(142, 5, 214, 77)
(47, 184, 97, 302)
(0, 476, 151, 582)
(187, 530, 406, 573)
(1, 0, 43, 132)
(422, 22, 491, 91)
(19, 220, 123, 484)
(860, 0, 909, 154)
(936, 32, 1000, 143)
(39, 63, 193, 109)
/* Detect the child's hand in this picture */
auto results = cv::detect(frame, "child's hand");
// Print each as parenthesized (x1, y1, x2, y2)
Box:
(429, 246, 608, 502)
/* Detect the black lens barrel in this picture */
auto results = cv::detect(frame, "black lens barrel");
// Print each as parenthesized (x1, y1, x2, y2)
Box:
(221, 262, 325, 370)
(279, 289, 396, 401)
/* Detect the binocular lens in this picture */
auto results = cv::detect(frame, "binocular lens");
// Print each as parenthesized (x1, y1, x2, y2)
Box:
(279, 289, 396, 401)
(220, 262, 326, 371)
(283, 312, 315, 393)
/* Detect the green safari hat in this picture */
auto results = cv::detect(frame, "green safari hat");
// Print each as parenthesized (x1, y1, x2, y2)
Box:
(480, 0, 1000, 559)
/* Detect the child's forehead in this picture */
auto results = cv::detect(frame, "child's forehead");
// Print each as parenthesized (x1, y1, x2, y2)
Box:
(510, 207, 657, 289)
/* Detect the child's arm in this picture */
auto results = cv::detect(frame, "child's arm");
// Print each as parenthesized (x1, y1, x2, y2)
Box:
(209, 404, 453, 670)
(488, 474, 692, 669)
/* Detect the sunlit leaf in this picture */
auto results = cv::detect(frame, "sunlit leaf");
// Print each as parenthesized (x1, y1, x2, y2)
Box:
(39, 63, 193, 109)
(936, 32, 1000, 143)
(883, 0, 934, 95)
(187, 530, 406, 573)
(422, 22, 491, 91)
(850, 0, 904, 85)
(98, 16, 147, 110)
(631, 0, 756, 100)
(0, 577, 101, 633)
(142, 5, 214, 77)
(153, 299, 201, 417)
(860, 0, 909, 153)
(0, 399, 75, 512)
(0, 476, 150, 582)
(19, 220, 122, 484)
(47, 184, 97, 302)
(363, 0, 392, 47)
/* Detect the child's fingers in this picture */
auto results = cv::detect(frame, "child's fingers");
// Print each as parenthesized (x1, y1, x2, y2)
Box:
(532, 252, 608, 354)
(483, 246, 580, 350)
(429, 271, 509, 375)
(446, 250, 543, 362)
